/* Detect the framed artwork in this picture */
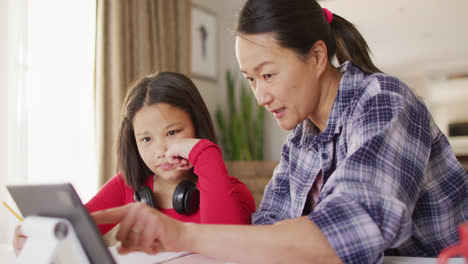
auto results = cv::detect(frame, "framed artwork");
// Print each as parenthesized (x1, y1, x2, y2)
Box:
(191, 5, 217, 81)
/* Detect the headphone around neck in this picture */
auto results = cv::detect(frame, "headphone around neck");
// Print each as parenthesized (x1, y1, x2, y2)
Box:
(133, 179, 200, 215)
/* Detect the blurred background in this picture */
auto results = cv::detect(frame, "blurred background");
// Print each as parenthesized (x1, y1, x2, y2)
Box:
(1, 0, 467, 247)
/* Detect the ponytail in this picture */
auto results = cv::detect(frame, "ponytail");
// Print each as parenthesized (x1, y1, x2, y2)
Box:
(236, 0, 382, 75)
(329, 14, 382, 74)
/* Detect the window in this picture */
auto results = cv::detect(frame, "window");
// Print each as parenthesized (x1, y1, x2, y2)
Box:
(1, 0, 97, 243)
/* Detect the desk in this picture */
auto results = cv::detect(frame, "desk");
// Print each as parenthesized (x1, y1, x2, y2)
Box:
(161, 254, 464, 264)
(111, 250, 465, 264)
(165, 254, 465, 264)
(383, 256, 463, 264)
(131, 254, 465, 264)
(0, 243, 464, 264)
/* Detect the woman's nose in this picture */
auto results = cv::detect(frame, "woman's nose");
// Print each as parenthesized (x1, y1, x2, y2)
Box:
(254, 82, 273, 106)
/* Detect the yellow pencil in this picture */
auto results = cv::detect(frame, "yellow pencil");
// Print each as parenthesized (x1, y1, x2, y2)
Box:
(2, 201, 23, 222)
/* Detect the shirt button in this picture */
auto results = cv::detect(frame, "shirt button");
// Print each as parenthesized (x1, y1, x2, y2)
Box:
(321, 153, 328, 160)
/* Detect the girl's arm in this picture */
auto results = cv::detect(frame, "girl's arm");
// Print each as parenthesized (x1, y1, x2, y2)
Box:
(166, 138, 255, 224)
(188, 139, 255, 224)
(85, 174, 129, 234)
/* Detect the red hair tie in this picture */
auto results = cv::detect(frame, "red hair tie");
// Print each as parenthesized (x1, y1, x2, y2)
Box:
(323, 8, 333, 24)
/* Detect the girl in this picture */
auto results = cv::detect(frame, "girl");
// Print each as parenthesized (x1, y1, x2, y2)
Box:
(14, 72, 255, 254)
(85, 72, 255, 235)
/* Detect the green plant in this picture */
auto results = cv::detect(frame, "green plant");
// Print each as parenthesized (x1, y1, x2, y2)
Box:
(216, 70, 264, 160)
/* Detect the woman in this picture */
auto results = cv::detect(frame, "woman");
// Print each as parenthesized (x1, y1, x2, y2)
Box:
(92, 0, 468, 263)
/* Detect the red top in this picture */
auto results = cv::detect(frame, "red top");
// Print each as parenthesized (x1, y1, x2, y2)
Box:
(85, 139, 256, 235)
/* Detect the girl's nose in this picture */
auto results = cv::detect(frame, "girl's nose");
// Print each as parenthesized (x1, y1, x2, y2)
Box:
(154, 137, 167, 158)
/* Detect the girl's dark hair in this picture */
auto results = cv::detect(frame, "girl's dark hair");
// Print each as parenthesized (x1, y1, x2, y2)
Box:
(236, 0, 382, 74)
(117, 72, 216, 189)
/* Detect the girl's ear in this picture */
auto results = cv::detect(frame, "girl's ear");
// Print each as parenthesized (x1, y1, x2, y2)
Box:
(307, 40, 328, 77)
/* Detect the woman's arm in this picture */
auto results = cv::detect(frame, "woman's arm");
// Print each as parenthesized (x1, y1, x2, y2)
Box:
(92, 203, 342, 264)
(185, 216, 342, 264)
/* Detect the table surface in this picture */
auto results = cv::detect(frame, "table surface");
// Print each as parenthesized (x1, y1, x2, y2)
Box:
(1, 243, 465, 264)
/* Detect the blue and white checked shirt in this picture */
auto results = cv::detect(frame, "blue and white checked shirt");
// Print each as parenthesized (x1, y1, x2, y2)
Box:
(252, 62, 468, 263)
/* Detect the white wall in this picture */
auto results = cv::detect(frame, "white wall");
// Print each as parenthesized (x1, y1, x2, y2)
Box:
(190, 0, 226, 130)
(191, 0, 288, 161)
(396, 73, 468, 138)
(425, 78, 468, 136)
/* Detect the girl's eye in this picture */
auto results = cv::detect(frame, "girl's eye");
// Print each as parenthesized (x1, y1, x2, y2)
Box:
(263, 74, 272, 79)
(142, 137, 151, 142)
(246, 77, 254, 82)
(167, 129, 181, 136)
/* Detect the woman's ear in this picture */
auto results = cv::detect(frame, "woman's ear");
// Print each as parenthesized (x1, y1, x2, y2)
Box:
(307, 40, 328, 77)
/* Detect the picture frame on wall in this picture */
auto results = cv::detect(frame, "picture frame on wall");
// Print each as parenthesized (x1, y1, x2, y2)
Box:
(191, 5, 217, 81)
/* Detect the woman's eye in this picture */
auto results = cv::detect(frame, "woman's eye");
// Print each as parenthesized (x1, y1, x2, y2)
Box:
(263, 74, 272, 79)
(142, 137, 151, 142)
(246, 77, 254, 82)
(167, 129, 181, 136)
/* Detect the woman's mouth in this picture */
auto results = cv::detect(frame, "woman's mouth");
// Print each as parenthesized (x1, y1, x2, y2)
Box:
(271, 107, 285, 118)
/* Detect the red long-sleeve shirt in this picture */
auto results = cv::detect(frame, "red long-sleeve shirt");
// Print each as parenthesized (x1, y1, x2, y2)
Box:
(85, 139, 256, 234)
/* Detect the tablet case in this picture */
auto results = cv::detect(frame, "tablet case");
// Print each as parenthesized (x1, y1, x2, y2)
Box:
(7, 183, 116, 264)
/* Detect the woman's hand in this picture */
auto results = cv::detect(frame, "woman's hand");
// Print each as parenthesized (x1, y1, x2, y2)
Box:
(13, 225, 27, 256)
(165, 138, 200, 170)
(91, 202, 190, 255)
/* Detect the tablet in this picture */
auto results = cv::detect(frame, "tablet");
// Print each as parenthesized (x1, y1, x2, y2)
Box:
(7, 183, 116, 264)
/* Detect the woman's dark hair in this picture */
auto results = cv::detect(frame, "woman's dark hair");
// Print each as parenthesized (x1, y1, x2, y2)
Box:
(117, 72, 216, 189)
(236, 0, 381, 74)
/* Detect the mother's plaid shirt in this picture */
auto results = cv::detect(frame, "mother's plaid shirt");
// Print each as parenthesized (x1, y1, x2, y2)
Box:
(252, 62, 468, 263)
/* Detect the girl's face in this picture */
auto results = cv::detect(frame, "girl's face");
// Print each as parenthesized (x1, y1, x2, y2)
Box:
(235, 33, 323, 130)
(133, 103, 196, 182)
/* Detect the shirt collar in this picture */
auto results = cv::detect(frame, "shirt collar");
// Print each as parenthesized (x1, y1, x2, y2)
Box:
(291, 61, 365, 148)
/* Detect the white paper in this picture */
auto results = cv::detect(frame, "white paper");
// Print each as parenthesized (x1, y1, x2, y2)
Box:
(108, 246, 191, 264)
(0, 244, 17, 264)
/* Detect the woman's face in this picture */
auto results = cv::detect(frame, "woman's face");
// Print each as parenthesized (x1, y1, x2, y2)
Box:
(133, 103, 196, 182)
(235, 33, 322, 130)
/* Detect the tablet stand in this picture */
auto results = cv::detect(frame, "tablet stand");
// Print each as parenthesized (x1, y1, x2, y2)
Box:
(17, 216, 90, 264)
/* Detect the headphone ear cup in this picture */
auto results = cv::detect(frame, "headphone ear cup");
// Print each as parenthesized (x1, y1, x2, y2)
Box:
(134, 185, 156, 209)
(172, 180, 199, 215)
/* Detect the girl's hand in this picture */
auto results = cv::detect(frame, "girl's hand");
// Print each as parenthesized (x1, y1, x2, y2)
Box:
(91, 203, 190, 254)
(166, 138, 200, 170)
(13, 225, 27, 256)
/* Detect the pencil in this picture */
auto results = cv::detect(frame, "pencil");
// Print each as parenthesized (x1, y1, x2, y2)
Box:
(2, 201, 23, 222)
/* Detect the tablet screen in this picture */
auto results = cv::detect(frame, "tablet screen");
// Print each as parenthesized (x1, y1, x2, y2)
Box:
(7, 183, 116, 264)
